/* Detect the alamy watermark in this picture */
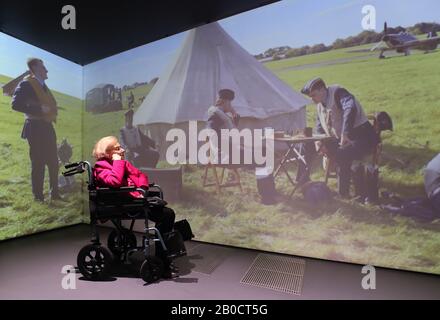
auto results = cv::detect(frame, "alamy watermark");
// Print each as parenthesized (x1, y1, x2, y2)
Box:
(165, 121, 275, 173)
(361, 265, 376, 290)
(361, 5, 376, 31)
(61, 264, 77, 290)
(61, 5, 76, 30)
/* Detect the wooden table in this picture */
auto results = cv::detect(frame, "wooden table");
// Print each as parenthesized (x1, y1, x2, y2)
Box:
(269, 134, 332, 195)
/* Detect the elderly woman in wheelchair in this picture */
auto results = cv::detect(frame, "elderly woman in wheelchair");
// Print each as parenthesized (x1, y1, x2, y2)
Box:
(63, 136, 187, 283)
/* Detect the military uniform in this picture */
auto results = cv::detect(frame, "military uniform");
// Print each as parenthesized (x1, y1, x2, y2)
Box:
(302, 79, 379, 197)
(11, 76, 60, 201)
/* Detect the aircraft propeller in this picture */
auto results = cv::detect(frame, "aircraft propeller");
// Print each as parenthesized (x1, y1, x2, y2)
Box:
(370, 22, 388, 51)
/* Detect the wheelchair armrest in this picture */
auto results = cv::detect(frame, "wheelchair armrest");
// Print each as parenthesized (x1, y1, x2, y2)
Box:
(147, 183, 163, 199)
(96, 186, 146, 196)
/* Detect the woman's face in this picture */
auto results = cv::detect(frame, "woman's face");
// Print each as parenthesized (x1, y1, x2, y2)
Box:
(108, 141, 125, 159)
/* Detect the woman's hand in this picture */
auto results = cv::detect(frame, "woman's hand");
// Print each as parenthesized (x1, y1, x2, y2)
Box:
(111, 143, 125, 160)
(112, 153, 122, 160)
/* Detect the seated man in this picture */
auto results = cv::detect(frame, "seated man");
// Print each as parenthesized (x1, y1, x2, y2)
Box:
(120, 109, 159, 168)
(301, 77, 379, 198)
(206, 88, 276, 170)
(206, 88, 241, 165)
(424, 153, 440, 212)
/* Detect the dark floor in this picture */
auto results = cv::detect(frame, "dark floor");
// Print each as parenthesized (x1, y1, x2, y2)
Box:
(0, 224, 439, 300)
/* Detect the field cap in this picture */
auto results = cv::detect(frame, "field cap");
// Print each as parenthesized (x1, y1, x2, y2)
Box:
(301, 77, 326, 95)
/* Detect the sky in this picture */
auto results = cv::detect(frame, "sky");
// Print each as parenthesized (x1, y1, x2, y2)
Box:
(1, 0, 439, 98)
(0, 32, 83, 98)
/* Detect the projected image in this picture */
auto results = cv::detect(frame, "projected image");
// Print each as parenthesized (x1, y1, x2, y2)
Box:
(0, 33, 83, 240)
(83, 0, 440, 275)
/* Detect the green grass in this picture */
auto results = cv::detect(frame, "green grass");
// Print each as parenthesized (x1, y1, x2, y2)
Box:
(0, 74, 84, 240)
(266, 44, 376, 71)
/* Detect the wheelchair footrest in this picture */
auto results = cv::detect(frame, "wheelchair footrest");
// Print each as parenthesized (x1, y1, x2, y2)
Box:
(167, 249, 187, 259)
(164, 231, 187, 259)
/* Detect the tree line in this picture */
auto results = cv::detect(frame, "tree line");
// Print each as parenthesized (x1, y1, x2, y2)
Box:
(254, 22, 440, 60)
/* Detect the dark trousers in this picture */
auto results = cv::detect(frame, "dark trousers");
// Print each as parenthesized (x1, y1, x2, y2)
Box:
(148, 206, 175, 266)
(24, 120, 59, 199)
(334, 123, 378, 196)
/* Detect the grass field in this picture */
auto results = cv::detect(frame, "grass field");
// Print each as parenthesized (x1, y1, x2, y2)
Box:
(0, 74, 84, 240)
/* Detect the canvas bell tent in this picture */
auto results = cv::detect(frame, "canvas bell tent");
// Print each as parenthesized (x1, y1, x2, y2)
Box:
(133, 22, 310, 159)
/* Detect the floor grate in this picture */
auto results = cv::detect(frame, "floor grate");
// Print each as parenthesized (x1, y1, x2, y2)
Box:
(240, 253, 305, 295)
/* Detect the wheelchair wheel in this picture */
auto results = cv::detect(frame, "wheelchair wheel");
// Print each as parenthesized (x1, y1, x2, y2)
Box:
(77, 244, 113, 281)
(140, 256, 164, 284)
(107, 228, 137, 261)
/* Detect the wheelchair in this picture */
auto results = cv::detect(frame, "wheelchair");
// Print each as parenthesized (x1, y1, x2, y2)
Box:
(63, 161, 187, 283)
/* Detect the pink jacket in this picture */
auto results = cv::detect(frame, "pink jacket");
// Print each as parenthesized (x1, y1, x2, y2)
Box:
(93, 159, 149, 198)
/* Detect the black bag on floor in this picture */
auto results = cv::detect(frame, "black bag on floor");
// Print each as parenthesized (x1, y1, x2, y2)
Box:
(174, 219, 195, 241)
(301, 181, 333, 206)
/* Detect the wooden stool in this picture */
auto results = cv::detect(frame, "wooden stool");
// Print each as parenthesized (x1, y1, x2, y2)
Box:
(323, 155, 337, 184)
(202, 163, 243, 193)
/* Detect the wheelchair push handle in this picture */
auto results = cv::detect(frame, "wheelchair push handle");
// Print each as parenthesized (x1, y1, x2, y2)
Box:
(64, 161, 80, 169)
(62, 161, 92, 178)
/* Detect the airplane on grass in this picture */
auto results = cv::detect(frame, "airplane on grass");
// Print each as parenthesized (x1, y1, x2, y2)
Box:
(370, 22, 440, 58)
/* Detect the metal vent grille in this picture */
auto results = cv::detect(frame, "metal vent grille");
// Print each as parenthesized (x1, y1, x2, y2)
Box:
(240, 253, 305, 295)
(186, 244, 232, 275)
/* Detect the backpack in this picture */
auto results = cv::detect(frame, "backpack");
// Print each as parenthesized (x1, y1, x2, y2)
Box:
(301, 181, 333, 206)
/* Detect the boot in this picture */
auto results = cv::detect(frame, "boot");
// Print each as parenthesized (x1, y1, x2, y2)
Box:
(365, 165, 379, 204)
(351, 162, 366, 202)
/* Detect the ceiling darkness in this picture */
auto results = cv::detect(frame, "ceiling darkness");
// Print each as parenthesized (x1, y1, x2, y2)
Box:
(0, 0, 279, 65)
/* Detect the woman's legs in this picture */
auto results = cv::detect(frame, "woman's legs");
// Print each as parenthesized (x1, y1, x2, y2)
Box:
(147, 206, 177, 276)
(148, 206, 175, 236)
